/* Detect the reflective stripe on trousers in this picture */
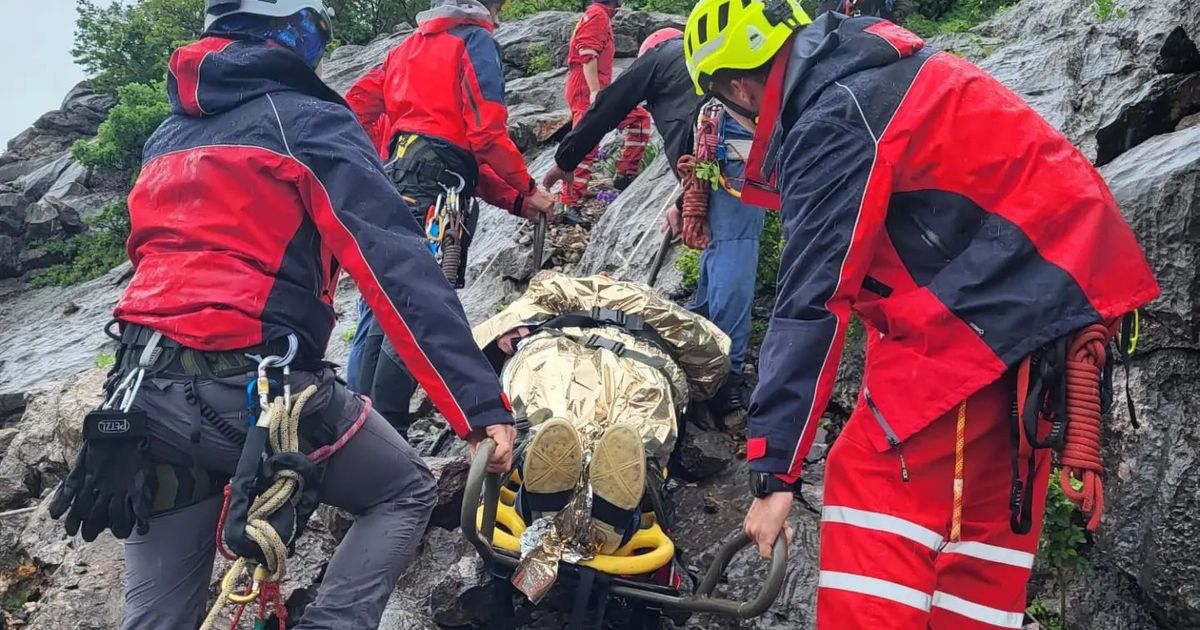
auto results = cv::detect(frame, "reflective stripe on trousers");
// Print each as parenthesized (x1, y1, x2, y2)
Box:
(817, 372, 1049, 629)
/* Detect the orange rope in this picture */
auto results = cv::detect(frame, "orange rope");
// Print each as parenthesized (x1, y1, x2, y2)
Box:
(676, 154, 711, 250)
(951, 400, 966, 542)
(1061, 324, 1110, 531)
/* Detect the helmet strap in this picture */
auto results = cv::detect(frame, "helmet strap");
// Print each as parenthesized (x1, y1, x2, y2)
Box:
(714, 93, 758, 124)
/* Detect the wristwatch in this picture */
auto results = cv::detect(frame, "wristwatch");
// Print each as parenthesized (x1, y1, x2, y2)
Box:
(749, 471, 799, 498)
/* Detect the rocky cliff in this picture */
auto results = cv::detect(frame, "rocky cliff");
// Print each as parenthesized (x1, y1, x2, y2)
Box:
(0, 2, 1197, 629)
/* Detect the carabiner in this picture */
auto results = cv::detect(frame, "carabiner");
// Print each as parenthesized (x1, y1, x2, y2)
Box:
(223, 564, 269, 605)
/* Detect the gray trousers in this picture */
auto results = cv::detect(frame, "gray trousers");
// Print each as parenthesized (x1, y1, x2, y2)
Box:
(120, 367, 436, 629)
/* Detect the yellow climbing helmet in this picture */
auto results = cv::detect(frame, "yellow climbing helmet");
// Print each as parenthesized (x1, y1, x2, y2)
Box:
(684, 0, 811, 95)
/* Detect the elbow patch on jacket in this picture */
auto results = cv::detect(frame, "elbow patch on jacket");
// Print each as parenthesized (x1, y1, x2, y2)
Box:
(453, 25, 506, 104)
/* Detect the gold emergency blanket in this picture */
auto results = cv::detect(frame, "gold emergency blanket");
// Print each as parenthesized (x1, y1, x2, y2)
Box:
(472, 272, 730, 600)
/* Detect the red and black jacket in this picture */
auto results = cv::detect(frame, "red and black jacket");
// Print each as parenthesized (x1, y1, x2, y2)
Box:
(742, 15, 1160, 479)
(114, 36, 511, 438)
(345, 0, 536, 213)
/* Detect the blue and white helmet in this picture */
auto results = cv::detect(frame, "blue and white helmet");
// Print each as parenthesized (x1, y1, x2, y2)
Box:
(203, 0, 335, 33)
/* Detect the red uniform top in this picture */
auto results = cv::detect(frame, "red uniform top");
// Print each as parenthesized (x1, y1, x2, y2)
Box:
(565, 3, 617, 112)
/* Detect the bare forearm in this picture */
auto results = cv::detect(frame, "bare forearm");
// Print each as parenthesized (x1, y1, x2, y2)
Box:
(583, 59, 601, 95)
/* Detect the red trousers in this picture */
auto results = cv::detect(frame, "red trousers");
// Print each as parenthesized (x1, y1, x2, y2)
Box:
(561, 106, 651, 206)
(818, 374, 1050, 629)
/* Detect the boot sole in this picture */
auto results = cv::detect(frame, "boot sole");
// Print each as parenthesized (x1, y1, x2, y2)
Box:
(523, 418, 584, 496)
(591, 425, 646, 512)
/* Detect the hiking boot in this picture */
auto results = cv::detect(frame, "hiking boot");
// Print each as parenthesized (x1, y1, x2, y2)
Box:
(708, 372, 747, 430)
(613, 173, 635, 191)
(521, 418, 584, 522)
(590, 424, 646, 554)
(562, 206, 592, 228)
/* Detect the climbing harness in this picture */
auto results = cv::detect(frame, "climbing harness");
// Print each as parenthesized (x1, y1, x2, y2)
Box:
(201, 340, 372, 630)
(1008, 314, 1140, 534)
(425, 170, 468, 286)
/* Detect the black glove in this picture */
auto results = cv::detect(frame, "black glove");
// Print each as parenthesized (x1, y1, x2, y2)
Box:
(49, 409, 158, 541)
(223, 432, 322, 565)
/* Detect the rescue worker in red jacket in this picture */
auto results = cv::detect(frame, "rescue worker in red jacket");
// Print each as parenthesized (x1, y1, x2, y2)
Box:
(560, 0, 652, 225)
(683, 1, 1159, 628)
(344, 0, 555, 435)
(46, 2, 516, 627)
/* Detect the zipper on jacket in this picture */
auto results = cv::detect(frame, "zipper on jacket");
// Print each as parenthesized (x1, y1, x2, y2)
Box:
(864, 387, 909, 482)
(911, 214, 954, 261)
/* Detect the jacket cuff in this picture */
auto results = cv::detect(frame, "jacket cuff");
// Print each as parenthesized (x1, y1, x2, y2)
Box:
(511, 194, 525, 216)
(462, 394, 515, 435)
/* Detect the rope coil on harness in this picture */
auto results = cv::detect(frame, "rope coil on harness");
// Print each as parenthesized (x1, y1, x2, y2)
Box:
(676, 155, 712, 250)
(675, 101, 727, 251)
(1060, 323, 1109, 531)
(202, 381, 372, 629)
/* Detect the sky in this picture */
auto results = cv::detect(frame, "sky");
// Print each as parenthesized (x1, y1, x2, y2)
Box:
(0, 1, 88, 152)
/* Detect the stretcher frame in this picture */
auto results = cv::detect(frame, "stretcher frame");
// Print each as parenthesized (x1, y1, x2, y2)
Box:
(461, 438, 788, 618)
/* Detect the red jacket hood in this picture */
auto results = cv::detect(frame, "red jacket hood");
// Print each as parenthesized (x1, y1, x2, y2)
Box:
(417, 0, 496, 34)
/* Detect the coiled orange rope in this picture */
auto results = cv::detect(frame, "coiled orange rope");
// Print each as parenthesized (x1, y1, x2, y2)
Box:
(1061, 324, 1110, 531)
(676, 154, 711, 250)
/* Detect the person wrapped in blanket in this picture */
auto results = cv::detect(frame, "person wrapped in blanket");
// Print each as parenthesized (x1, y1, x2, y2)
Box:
(473, 272, 729, 591)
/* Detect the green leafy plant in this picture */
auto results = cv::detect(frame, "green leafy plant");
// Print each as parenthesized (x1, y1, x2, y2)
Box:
(325, 0, 430, 45)
(1026, 600, 1064, 630)
(1091, 0, 1127, 22)
(95, 352, 117, 370)
(750, 319, 769, 345)
(526, 44, 555, 75)
(676, 247, 701, 290)
(1035, 471, 1089, 628)
(31, 200, 131, 288)
(340, 325, 358, 343)
(72, 81, 170, 177)
(639, 141, 662, 173)
(755, 210, 782, 290)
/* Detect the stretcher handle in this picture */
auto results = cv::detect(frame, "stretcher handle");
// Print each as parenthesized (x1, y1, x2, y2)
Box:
(532, 214, 548, 273)
(460, 438, 787, 619)
(690, 530, 788, 617)
(462, 438, 501, 566)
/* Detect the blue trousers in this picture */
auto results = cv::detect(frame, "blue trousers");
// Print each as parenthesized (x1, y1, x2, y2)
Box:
(686, 159, 765, 374)
(346, 297, 374, 393)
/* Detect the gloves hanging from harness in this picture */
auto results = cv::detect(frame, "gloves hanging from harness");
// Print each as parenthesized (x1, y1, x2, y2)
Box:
(49, 333, 165, 541)
(223, 445, 322, 565)
(49, 409, 157, 541)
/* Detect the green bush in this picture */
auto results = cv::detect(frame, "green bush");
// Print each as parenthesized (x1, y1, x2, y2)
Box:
(326, 0, 429, 45)
(31, 200, 131, 289)
(903, 0, 1016, 37)
(74, 0, 204, 94)
(72, 82, 170, 176)
(1091, 0, 1128, 22)
(526, 44, 555, 75)
(501, 0, 581, 21)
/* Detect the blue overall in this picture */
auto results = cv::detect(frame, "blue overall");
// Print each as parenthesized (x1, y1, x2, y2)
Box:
(686, 116, 765, 374)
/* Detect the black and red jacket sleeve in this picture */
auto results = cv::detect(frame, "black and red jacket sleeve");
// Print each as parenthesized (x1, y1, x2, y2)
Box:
(554, 53, 656, 173)
(747, 118, 887, 480)
(293, 101, 512, 438)
(458, 28, 537, 203)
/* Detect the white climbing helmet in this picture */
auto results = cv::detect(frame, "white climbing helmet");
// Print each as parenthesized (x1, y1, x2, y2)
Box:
(203, 0, 335, 33)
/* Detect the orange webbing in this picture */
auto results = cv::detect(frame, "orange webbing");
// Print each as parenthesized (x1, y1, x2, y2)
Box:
(676, 154, 711, 250)
(951, 400, 966, 542)
(1061, 324, 1110, 531)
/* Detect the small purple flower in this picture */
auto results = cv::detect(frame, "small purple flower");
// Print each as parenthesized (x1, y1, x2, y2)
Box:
(595, 146, 607, 161)
(595, 190, 618, 204)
